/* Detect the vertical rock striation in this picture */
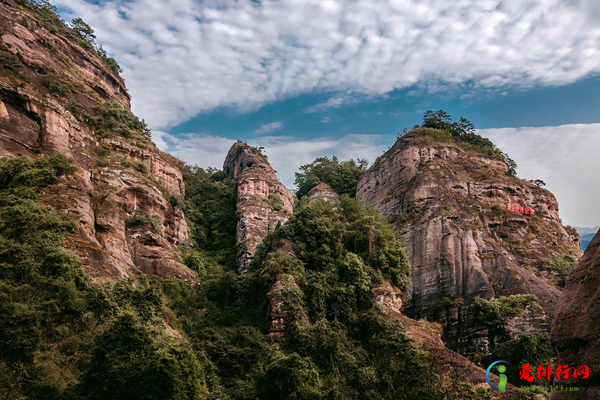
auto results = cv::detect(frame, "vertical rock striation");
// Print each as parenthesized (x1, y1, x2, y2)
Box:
(357, 129, 581, 357)
(551, 230, 600, 399)
(224, 141, 293, 273)
(0, 0, 195, 282)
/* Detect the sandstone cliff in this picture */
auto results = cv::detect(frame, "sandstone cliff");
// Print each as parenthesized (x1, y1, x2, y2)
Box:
(0, 0, 195, 282)
(551, 229, 600, 399)
(223, 141, 293, 272)
(357, 129, 581, 357)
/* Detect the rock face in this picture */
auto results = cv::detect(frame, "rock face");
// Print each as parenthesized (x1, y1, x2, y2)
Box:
(551, 230, 600, 399)
(224, 141, 293, 273)
(357, 130, 581, 357)
(0, 0, 194, 282)
(308, 182, 339, 202)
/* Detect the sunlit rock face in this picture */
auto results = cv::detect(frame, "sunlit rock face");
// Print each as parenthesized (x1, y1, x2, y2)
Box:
(357, 129, 581, 358)
(0, 1, 194, 282)
(223, 141, 293, 273)
(551, 231, 600, 400)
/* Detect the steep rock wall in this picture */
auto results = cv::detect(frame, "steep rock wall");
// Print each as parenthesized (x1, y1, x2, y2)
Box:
(357, 130, 581, 357)
(0, 0, 194, 282)
(224, 141, 293, 273)
(551, 230, 600, 399)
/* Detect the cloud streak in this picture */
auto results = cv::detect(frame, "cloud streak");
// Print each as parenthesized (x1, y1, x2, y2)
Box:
(55, 0, 600, 129)
(252, 121, 283, 135)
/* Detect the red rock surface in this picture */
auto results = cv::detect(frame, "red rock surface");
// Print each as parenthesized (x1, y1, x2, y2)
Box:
(551, 230, 600, 399)
(224, 141, 293, 272)
(357, 130, 581, 357)
(0, 0, 194, 282)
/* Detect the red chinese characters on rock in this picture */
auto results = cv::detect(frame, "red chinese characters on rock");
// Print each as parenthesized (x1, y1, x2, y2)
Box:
(519, 364, 590, 382)
(507, 204, 535, 215)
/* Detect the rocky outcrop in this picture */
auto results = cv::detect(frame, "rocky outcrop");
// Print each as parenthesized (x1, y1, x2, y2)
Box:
(307, 182, 339, 202)
(0, 0, 194, 282)
(373, 281, 531, 399)
(357, 129, 581, 358)
(551, 230, 600, 399)
(224, 141, 293, 273)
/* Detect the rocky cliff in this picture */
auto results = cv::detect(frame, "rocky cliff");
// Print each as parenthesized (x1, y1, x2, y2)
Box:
(551, 229, 600, 399)
(0, 0, 195, 282)
(357, 129, 581, 357)
(223, 141, 293, 272)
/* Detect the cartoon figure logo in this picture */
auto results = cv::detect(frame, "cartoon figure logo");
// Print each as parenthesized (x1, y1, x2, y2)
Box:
(486, 360, 511, 392)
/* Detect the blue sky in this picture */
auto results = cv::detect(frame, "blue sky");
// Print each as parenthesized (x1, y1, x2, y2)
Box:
(55, 0, 600, 227)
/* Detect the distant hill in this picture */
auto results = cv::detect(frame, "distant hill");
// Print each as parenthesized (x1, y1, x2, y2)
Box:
(576, 226, 599, 250)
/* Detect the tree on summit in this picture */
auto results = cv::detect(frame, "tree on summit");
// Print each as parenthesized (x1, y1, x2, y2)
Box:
(294, 156, 368, 198)
(421, 110, 518, 176)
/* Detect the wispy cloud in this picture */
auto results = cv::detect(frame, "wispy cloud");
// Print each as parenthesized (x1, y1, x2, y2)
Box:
(305, 94, 361, 113)
(55, 0, 600, 129)
(252, 121, 283, 135)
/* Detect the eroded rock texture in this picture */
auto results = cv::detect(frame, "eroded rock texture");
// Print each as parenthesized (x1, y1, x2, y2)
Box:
(224, 141, 293, 273)
(308, 182, 339, 202)
(357, 130, 581, 357)
(0, 0, 194, 282)
(551, 230, 600, 399)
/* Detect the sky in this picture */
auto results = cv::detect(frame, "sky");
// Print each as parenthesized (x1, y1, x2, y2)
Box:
(55, 0, 600, 228)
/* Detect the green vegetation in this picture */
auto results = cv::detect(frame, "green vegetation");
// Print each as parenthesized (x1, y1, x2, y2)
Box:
(472, 294, 537, 328)
(125, 209, 163, 232)
(0, 154, 545, 398)
(549, 254, 577, 288)
(0, 156, 210, 399)
(41, 72, 71, 97)
(182, 166, 238, 270)
(160, 194, 446, 399)
(484, 332, 554, 386)
(269, 193, 284, 211)
(92, 101, 152, 141)
(15, 0, 122, 76)
(294, 156, 369, 198)
(419, 110, 518, 175)
(0, 48, 24, 79)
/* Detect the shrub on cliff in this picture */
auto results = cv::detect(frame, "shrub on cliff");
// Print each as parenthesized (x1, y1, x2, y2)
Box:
(420, 110, 518, 175)
(93, 101, 152, 141)
(472, 294, 537, 328)
(294, 156, 368, 198)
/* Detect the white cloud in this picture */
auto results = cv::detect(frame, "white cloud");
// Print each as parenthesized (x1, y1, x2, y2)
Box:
(252, 121, 283, 135)
(479, 123, 600, 227)
(55, 0, 600, 129)
(157, 131, 388, 188)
